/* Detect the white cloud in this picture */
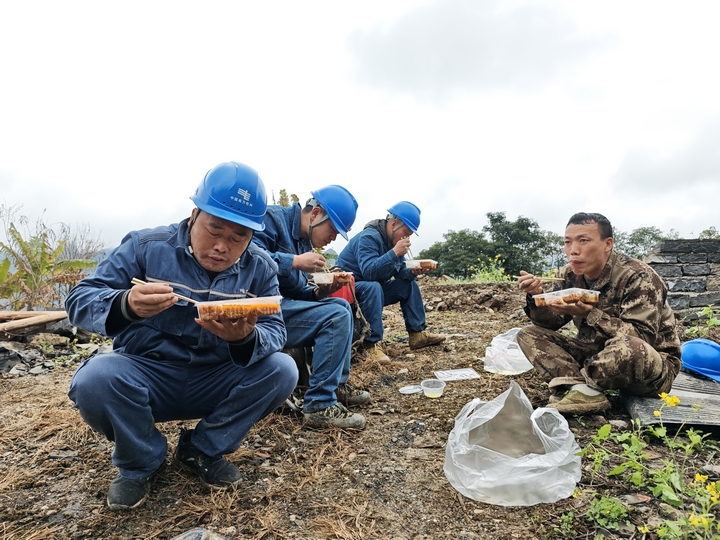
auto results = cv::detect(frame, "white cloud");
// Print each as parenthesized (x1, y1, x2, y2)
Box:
(347, 0, 607, 102)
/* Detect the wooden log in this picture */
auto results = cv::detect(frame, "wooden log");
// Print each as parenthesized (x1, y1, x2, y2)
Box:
(0, 312, 68, 332)
(0, 311, 63, 320)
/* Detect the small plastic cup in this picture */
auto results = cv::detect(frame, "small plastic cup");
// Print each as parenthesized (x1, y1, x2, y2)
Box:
(421, 379, 446, 398)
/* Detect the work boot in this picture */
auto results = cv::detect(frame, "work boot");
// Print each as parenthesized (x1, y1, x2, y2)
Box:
(336, 383, 371, 406)
(107, 463, 164, 511)
(303, 403, 366, 429)
(548, 390, 611, 415)
(408, 331, 446, 350)
(362, 342, 390, 362)
(174, 429, 242, 488)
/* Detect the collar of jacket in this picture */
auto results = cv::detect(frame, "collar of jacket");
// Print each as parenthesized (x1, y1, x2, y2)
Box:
(364, 218, 392, 250)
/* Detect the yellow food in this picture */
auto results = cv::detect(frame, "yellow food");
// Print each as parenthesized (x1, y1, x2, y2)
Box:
(419, 261, 437, 269)
(334, 272, 353, 283)
(534, 291, 599, 307)
(197, 303, 281, 321)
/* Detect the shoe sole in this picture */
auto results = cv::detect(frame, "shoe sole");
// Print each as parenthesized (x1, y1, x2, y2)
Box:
(303, 415, 367, 430)
(548, 400, 611, 415)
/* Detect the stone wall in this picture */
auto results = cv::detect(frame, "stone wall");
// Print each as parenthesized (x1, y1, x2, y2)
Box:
(645, 239, 720, 321)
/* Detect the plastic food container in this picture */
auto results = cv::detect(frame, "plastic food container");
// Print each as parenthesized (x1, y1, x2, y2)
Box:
(421, 379, 446, 398)
(406, 259, 438, 270)
(532, 288, 599, 307)
(196, 296, 282, 321)
(311, 272, 335, 285)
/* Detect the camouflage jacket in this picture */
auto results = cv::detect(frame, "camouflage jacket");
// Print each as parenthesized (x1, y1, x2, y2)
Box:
(524, 251, 682, 367)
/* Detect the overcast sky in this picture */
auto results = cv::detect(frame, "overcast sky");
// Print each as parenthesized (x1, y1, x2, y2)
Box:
(2, 0, 719, 256)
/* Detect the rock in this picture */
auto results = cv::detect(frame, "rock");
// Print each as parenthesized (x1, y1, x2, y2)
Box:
(29, 333, 70, 348)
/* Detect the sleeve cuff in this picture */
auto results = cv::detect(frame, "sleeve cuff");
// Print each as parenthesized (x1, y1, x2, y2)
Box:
(586, 307, 603, 327)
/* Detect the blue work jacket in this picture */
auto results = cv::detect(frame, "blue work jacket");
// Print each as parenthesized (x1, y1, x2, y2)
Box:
(252, 204, 316, 301)
(336, 221, 415, 284)
(64, 219, 286, 368)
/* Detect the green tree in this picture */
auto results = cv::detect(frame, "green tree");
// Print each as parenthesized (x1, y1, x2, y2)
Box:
(0, 204, 99, 310)
(614, 226, 675, 258)
(482, 212, 549, 276)
(418, 229, 491, 279)
(698, 226, 720, 239)
(273, 189, 299, 207)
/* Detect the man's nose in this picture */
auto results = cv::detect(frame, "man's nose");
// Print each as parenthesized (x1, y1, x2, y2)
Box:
(213, 240, 228, 253)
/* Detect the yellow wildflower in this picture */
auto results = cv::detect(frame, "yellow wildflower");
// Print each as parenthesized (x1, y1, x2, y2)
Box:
(638, 524, 649, 533)
(659, 393, 680, 406)
(689, 515, 700, 526)
(695, 473, 709, 483)
(653, 410, 660, 417)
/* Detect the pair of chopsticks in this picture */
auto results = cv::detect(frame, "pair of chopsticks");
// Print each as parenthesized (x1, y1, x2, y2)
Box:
(513, 275, 565, 282)
(131, 278, 197, 304)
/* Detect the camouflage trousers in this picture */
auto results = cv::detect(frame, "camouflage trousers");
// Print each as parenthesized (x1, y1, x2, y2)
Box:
(516, 325, 678, 397)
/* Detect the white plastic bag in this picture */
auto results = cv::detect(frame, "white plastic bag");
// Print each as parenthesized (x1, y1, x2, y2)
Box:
(443, 380, 581, 506)
(483, 327, 533, 375)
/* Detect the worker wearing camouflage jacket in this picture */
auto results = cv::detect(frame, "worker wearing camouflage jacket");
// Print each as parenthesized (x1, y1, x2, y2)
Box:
(517, 212, 681, 415)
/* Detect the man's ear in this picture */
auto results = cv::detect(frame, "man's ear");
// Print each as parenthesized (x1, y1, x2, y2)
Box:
(605, 237, 614, 253)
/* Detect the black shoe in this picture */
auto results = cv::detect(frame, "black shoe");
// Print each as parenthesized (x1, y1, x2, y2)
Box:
(174, 428, 242, 488)
(107, 463, 163, 511)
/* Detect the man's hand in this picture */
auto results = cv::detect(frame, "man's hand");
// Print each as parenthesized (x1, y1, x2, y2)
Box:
(546, 301, 593, 318)
(294, 252, 327, 272)
(517, 271, 543, 296)
(128, 281, 178, 318)
(195, 312, 259, 342)
(393, 236, 411, 257)
(411, 266, 432, 276)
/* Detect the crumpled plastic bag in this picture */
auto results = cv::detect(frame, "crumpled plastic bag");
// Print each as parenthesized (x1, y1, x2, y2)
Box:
(483, 327, 533, 375)
(443, 380, 581, 506)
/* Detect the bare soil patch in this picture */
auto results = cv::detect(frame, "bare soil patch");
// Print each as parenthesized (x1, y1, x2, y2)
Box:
(0, 282, 716, 539)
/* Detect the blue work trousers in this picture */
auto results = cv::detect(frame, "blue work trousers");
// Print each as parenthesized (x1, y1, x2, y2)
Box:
(68, 351, 297, 479)
(354, 279, 426, 343)
(280, 297, 352, 413)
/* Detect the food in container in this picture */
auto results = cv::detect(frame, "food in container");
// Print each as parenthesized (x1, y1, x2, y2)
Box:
(196, 296, 282, 321)
(334, 271, 353, 283)
(310, 272, 335, 285)
(405, 259, 438, 270)
(532, 288, 599, 307)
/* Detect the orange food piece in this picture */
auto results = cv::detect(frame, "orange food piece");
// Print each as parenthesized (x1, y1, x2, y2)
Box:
(197, 303, 281, 321)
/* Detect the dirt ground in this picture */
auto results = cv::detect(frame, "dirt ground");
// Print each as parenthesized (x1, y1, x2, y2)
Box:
(0, 282, 716, 540)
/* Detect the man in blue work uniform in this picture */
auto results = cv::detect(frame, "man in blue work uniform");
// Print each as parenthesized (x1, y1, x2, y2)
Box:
(337, 201, 445, 361)
(252, 185, 369, 430)
(65, 162, 298, 511)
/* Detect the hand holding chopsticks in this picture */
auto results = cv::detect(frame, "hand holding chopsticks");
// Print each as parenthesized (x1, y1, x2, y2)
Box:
(131, 278, 197, 304)
(513, 276, 565, 282)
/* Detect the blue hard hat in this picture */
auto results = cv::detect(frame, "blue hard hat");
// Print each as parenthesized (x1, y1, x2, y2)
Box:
(190, 162, 267, 232)
(680, 338, 720, 382)
(310, 185, 358, 240)
(388, 201, 421, 234)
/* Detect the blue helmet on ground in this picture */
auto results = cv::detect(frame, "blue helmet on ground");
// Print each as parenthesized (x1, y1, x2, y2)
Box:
(388, 201, 421, 234)
(309, 185, 358, 240)
(680, 338, 720, 382)
(190, 162, 267, 232)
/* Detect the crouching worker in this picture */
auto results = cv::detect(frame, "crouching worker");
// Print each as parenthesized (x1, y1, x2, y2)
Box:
(336, 201, 445, 361)
(65, 162, 298, 510)
(252, 185, 369, 430)
(517, 212, 681, 415)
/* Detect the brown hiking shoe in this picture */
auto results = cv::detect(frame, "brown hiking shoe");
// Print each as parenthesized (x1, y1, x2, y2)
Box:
(303, 403, 366, 429)
(547, 390, 610, 415)
(336, 383, 371, 406)
(408, 331, 446, 350)
(361, 342, 390, 362)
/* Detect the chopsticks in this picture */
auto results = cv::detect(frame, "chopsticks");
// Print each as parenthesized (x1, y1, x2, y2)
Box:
(131, 278, 197, 304)
(513, 276, 565, 282)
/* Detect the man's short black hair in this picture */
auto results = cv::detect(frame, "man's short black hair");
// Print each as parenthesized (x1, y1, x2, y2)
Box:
(566, 213, 613, 240)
